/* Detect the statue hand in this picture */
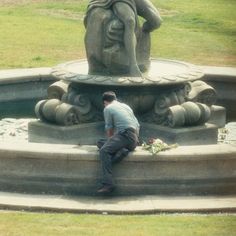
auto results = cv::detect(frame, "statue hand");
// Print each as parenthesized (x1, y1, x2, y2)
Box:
(142, 21, 152, 33)
(142, 19, 161, 33)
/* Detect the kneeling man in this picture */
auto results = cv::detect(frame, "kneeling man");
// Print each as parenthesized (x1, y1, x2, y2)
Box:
(97, 91, 140, 194)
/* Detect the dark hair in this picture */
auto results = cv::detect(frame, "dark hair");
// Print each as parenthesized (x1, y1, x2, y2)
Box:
(102, 91, 117, 102)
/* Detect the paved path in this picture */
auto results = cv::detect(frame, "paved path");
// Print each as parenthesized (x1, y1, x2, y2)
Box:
(0, 191, 235, 214)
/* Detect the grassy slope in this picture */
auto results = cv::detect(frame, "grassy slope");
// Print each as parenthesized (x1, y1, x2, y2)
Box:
(0, 1, 235, 234)
(0, 1, 87, 68)
(154, 0, 236, 66)
(0, 212, 235, 236)
(0, 0, 235, 69)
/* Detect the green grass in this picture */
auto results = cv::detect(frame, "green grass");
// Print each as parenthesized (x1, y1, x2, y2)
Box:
(0, 2, 235, 235)
(0, 0, 235, 68)
(0, 211, 235, 236)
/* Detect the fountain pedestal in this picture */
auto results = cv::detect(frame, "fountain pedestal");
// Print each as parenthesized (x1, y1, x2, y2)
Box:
(29, 121, 218, 145)
(29, 59, 222, 145)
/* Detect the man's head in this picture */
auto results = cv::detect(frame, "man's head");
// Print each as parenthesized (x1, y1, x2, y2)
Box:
(102, 91, 117, 107)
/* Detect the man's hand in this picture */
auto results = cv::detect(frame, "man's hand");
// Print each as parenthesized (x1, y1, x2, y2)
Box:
(106, 128, 114, 137)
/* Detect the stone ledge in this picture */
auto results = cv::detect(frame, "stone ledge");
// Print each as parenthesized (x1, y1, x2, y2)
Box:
(28, 121, 219, 146)
(0, 142, 236, 161)
(0, 67, 54, 85)
(0, 68, 56, 104)
(0, 142, 235, 196)
(0, 65, 235, 85)
(200, 65, 236, 82)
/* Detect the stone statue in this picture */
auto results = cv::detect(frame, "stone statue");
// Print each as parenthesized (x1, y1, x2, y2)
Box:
(31, 1, 221, 146)
(84, 0, 162, 76)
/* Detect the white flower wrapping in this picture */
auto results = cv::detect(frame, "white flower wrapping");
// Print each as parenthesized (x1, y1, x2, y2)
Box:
(142, 138, 178, 154)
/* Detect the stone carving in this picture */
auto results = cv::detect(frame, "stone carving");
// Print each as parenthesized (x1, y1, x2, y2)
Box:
(34, 2, 218, 131)
(84, 0, 162, 76)
(51, 59, 203, 86)
(167, 102, 211, 127)
(137, 81, 215, 127)
(35, 99, 79, 126)
(37, 73, 216, 127)
(187, 80, 217, 106)
(47, 80, 69, 100)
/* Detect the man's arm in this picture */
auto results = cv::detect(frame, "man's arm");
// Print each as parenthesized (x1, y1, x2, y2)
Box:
(106, 128, 114, 137)
(104, 108, 114, 137)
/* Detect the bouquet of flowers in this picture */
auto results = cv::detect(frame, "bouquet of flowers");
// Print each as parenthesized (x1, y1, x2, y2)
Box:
(142, 138, 178, 154)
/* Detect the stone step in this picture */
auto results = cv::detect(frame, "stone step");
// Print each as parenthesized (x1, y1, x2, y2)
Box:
(0, 191, 235, 214)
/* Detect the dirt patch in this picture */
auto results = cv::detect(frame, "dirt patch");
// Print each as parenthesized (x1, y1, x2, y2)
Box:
(0, 0, 41, 6)
(37, 9, 84, 21)
(159, 8, 179, 17)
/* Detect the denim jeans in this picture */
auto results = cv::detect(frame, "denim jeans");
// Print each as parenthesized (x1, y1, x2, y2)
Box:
(98, 129, 138, 186)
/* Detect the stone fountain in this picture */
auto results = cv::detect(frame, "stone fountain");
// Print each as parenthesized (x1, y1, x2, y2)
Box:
(29, 1, 221, 146)
(0, 0, 235, 197)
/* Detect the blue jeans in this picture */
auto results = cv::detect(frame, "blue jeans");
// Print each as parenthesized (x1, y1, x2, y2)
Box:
(98, 129, 138, 186)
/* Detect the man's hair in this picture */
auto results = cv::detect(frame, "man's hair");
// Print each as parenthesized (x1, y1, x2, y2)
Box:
(102, 91, 117, 102)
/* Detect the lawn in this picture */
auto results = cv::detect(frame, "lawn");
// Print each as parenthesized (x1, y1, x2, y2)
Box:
(0, 211, 235, 236)
(0, 1, 236, 235)
(0, 0, 235, 69)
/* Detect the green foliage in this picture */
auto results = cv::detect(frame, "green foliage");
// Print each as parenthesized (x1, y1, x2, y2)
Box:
(0, 0, 235, 68)
(0, 212, 235, 236)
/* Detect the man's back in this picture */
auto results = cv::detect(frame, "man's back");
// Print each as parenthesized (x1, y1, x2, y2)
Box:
(104, 100, 139, 133)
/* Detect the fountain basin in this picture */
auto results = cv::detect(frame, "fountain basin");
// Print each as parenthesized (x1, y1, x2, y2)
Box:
(0, 142, 235, 196)
(0, 64, 236, 196)
(0, 67, 55, 118)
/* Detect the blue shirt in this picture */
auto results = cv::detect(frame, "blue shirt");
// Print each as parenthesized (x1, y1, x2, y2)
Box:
(104, 100, 140, 133)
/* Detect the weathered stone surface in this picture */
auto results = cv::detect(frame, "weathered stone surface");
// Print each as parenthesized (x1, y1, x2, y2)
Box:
(28, 120, 218, 145)
(0, 142, 235, 196)
(84, 0, 162, 76)
(0, 192, 236, 214)
(0, 68, 56, 118)
(141, 123, 218, 145)
(49, 59, 207, 127)
(3, 117, 235, 145)
(203, 69, 236, 122)
(208, 105, 226, 128)
(0, 118, 35, 142)
(0, 67, 52, 84)
(28, 121, 106, 145)
(51, 59, 203, 86)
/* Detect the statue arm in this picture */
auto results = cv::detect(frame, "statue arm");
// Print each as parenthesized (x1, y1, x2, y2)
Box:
(135, 0, 162, 32)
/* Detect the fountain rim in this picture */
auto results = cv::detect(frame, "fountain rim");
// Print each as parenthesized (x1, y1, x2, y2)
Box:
(51, 58, 204, 86)
(0, 64, 236, 199)
(0, 142, 236, 161)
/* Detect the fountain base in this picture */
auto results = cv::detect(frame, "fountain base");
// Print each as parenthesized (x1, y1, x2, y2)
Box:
(28, 121, 218, 145)
(0, 142, 235, 196)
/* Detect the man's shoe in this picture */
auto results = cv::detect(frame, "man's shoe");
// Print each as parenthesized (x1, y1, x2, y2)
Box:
(97, 185, 115, 194)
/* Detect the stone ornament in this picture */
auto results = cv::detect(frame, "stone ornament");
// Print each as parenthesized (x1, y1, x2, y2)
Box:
(84, 0, 162, 76)
(51, 59, 203, 86)
(36, 74, 216, 127)
(167, 102, 211, 127)
(34, 1, 217, 129)
(47, 80, 70, 100)
(187, 80, 217, 106)
(35, 99, 79, 126)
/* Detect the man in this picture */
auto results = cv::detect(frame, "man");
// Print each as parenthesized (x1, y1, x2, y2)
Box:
(85, 0, 162, 76)
(97, 91, 140, 194)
